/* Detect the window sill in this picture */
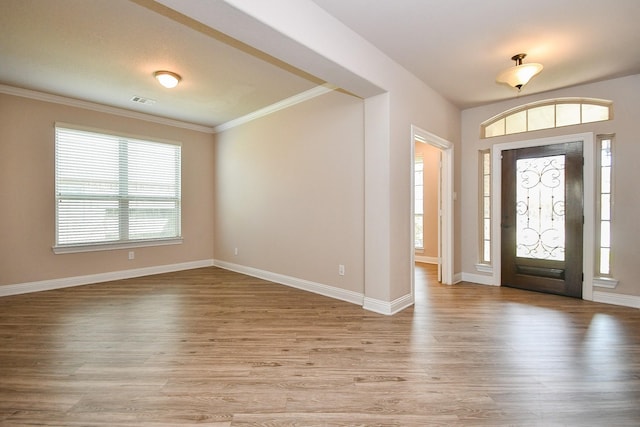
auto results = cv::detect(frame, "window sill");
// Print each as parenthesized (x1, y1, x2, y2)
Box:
(475, 263, 493, 274)
(593, 276, 619, 289)
(52, 238, 183, 254)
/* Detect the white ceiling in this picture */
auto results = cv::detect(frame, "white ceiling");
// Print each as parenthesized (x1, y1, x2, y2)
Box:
(1, 0, 639, 129)
(313, 0, 640, 108)
(0, 0, 321, 128)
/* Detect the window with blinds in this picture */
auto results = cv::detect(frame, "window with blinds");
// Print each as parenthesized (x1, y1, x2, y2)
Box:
(54, 124, 181, 252)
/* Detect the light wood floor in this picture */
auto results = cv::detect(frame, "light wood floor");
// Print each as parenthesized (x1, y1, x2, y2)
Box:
(1, 264, 640, 426)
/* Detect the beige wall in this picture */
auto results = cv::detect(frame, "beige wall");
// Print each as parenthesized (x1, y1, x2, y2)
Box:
(415, 141, 439, 259)
(0, 93, 215, 287)
(214, 90, 364, 293)
(460, 74, 640, 299)
(183, 0, 463, 308)
(387, 79, 461, 300)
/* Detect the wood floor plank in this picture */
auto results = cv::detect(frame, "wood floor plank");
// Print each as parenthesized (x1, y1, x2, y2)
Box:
(1, 264, 639, 426)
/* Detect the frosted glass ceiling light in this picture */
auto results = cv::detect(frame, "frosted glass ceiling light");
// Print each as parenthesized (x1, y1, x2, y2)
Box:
(154, 71, 181, 89)
(496, 53, 543, 91)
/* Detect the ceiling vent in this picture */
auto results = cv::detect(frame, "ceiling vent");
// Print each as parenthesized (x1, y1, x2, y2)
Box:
(131, 96, 156, 105)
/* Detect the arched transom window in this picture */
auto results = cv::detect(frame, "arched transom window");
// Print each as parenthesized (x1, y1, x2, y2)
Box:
(481, 98, 612, 138)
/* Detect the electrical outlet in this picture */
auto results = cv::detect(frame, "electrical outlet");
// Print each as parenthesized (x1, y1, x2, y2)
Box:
(234, 247, 238, 256)
(338, 264, 345, 276)
(128, 251, 135, 260)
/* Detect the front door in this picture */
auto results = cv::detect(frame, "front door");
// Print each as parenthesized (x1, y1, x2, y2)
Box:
(501, 141, 583, 298)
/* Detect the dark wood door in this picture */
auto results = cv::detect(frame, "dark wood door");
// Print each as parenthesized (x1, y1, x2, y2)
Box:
(501, 141, 583, 298)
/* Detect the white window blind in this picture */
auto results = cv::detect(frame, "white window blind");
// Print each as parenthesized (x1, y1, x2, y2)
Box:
(54, 125, 181, 251)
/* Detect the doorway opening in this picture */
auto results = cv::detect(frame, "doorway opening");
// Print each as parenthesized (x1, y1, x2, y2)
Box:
(410, 125, 453, 301)
(414, 141, 442, 278)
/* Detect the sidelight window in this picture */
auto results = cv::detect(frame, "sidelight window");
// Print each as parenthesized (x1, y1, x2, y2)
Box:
(479, 150, 491, 264)
(597, 135, 614, 276)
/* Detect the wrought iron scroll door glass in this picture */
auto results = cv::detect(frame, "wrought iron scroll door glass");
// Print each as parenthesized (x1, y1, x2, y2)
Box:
(501, 142, 583, 298)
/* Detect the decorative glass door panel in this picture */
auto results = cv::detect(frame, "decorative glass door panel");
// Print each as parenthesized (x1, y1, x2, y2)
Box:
(515, 155, 565, 261)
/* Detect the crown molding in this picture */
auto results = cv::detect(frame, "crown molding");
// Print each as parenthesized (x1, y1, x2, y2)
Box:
(214, 83, 337, 133)
(1, 83, 339, 136)
(0, 84, 216, 134)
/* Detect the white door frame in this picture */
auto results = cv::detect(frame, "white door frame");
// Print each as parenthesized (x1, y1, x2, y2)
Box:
(491, 132, 595, 300)
(410, 125, 454, 296)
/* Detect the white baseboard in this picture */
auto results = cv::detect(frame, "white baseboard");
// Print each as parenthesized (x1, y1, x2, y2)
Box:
(213, 259, 364, 307)
(363, 293, 414, 316)
(460, 272, 497, 286)
(414, 255, 438, 265)
(0, 259, 214, 297)
(213, 260, 418, 315)
(457, 276, 638, 308)
(593, 290, 640, 309)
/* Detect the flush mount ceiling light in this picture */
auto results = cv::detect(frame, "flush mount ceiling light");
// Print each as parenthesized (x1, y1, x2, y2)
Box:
(154, 70, 181, 89)
(496, 53, 543, 91)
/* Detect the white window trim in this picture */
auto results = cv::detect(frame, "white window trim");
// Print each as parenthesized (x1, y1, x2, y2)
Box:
(593, 134, 619, 286)
(475, 263, 493, 274)
(53, 122, 182, 253)
(478, 149, 491, 266)
(53, 238, 183, 254)
(593, 277, 619, 289)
